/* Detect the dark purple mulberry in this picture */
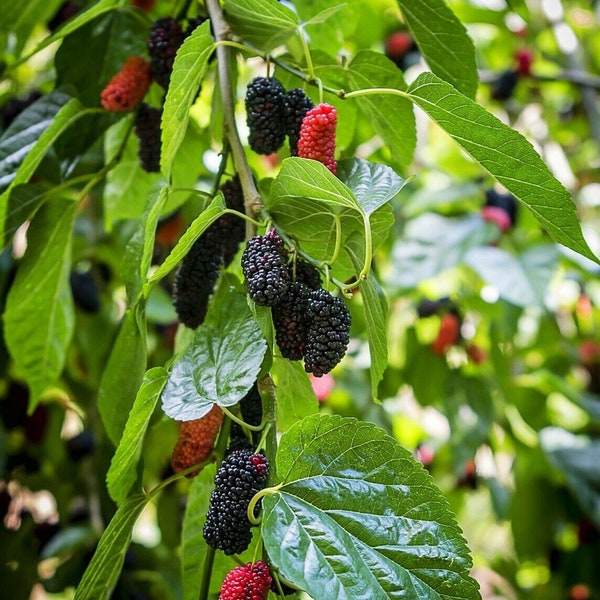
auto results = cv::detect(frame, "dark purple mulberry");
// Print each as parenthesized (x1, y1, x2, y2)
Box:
(219, 176, 246, 266)
(172, 226, 224, 328)
(134, 103, 162, 172)
(304, 289, 351, 377)
(202, 449, 268, 555)
(484, 189, 518, 227)
(290, 258, 321, 290)
(284, 88, 314, 156)
(272, 282, 311, 361)
(245, 77, 287, 155)
(147, 17, 185, 89)
(241, 229, 290, 306)
(70, 269, 101, 313)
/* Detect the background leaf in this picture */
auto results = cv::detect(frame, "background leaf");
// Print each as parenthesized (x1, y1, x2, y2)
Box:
(3, 199, 76, 406)
(346, 52, 416, 171)
(262, 414, 480, 600)
(161, 278, 268, 421)
(464, 244, 559, 307)
(397, 0, 477, 98)
(106, 367, 168, 504)
(407, 72, 598, 263)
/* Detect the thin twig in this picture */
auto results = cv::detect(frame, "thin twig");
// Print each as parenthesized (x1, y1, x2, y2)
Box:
(205, 0, 262, 232)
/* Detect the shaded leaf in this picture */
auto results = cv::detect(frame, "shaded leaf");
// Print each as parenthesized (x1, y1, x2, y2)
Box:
(407, 72, 598, 263)
(271, 358, 318, 432)
(107, 367, 168, 504)
(3, 199, 76, 406)
(161, 278, 268, 421)
(346, 52, 416, 171)
(98, 302, 147, 445)
(262, 414, 480, 600)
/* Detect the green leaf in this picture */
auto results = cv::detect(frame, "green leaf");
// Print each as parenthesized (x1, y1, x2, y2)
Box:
(161, 21, 214, 179)
(98, 302, 147, 445)
(224, 0, 299, 51)
(161, 279, 268, 421)
(271, 157, 358, 210)
(103, 116, 162, 229)
(302, 4, 346, 26)
(464, 244, 559, 307)
(181, 468, 215, 600)
(3, 199, 76, 406)
(73, 494, 149, 600)
(2, 184, 48, 243)
(346, 52, 416, 171)
(0, 0, 63, 38)
(271, 358, 318, 432)
(407, 72, 598, 263)
(143, 193, 225, 296)
(337, 157, 407, 216)
(0, 92, 86, 245)
(397, 0, 477, 98)
(106, 367, 168, 504)
(262, 414, 480, 600)
(122, 184, 168, 302)
(13, 0, 120, 65)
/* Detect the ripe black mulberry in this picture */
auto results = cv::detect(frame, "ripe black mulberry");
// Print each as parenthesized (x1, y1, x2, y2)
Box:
(304, 289, 351, 377)
(245, 77, 287, 155)
(148, 17, 185, 89)
(272, 282, 311, 361)
(241, 229, 290, 306)
(202, 449, 269, 555)
(219, 176, 246, 266)
(134, 103, 162, 172)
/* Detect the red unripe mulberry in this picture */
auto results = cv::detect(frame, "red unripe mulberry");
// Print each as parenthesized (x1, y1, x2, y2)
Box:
(515, 48, 534, 76)
(431, 313, 461, 355)
(219, 561, 272, 600)
(100, 57, 152, 112)
(171, 405, 223, 476)
(297, 103, 337, 174)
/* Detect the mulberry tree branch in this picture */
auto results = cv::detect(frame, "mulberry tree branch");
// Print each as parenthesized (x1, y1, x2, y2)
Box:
(205, 0, 262, 224)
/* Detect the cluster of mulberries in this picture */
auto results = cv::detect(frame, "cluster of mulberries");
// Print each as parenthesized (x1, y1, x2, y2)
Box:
(134, 103, 162, 172)
(203, 449, 269, 555)
(245, 77, 288, 155)
(219, 561, 272, 600)
(229, 383, 263, 449)
(100, 57, 152, 112)
(284, 88, 314, 156)
(245, 78, 328, 160)
(171, 405, 223, 476)
(241, 232, 350, 376)
(297, 102, 338, 174)
(172, 176, 246, 328)
(147, 17, 185, 89)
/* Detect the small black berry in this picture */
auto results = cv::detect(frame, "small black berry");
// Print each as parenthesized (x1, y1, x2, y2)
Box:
(245, 77, 287, 155)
